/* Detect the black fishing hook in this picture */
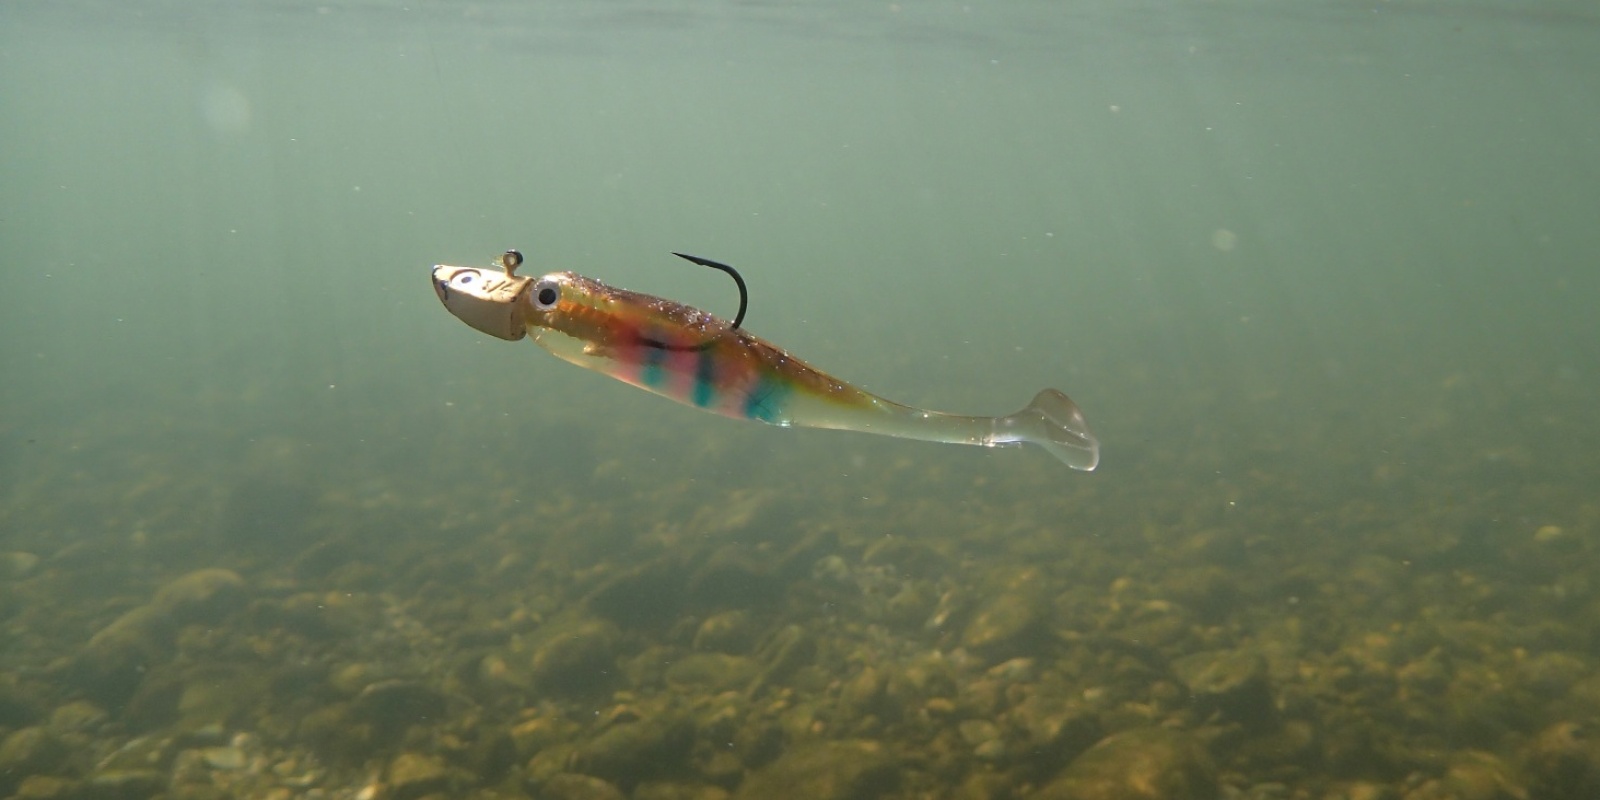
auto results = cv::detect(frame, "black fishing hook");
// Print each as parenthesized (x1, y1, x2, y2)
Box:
(673, 252, 748, 330)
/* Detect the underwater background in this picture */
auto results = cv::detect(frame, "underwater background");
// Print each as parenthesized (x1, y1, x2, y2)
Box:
(3, 1, 1599, 798)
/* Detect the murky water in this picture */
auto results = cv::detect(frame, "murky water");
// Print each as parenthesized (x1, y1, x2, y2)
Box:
(3, 1, 1599, 798)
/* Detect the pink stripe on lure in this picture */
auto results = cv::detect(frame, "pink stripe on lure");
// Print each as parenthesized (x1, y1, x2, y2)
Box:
(430, 249, 1098, 470)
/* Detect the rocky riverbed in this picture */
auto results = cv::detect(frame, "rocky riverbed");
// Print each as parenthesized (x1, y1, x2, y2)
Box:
(3, 400, 1598, 800)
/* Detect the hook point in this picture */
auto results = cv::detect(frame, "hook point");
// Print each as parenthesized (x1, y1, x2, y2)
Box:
(673, 251, 748, 330)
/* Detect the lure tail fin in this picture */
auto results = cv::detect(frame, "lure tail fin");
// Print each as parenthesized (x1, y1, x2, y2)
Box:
(1002, 389, 1100, 470)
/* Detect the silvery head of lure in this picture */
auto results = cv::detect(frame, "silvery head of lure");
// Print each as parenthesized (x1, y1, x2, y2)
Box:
(431, 250, 535, 341)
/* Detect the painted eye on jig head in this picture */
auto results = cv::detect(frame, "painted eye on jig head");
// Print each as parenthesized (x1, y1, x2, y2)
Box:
(531, 278, 560, 311)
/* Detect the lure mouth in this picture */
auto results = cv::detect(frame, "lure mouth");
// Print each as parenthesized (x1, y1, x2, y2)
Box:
(431, 264, 532, 341)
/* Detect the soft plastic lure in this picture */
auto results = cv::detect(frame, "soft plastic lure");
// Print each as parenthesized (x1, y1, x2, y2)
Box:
(431, 250, 1098, 469)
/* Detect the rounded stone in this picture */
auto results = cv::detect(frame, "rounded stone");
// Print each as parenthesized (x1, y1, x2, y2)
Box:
(349, 680, 449, 729)
(0, 551, 39, 579)
(387, 752, 452, 800)
(665, 653, 761, 695)
(529, 617, 623, 695)
(85, 770, 164, 800)
(1172, 648, 1277, 729)
(570, 716, 694, 787)
(151, 569, 247, 622)
(693, 610, 757, 654)
(960, 593, 1046, 661)
(1032, 727, 1217, 800)
(1522, 722, 1600, 800)
(0, 727, 69, 795)
(540, 772, 627, 800)
(733, 739, 899, 800)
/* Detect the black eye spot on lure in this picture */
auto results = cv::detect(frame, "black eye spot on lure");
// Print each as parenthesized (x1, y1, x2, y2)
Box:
(530, 278, 560, 311)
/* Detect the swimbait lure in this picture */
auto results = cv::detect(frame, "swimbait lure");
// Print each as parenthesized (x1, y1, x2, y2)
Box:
(431, 250, 1098, 469)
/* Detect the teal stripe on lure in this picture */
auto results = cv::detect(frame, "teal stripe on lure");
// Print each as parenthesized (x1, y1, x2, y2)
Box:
(743, 376, 789, 424)
(640, 342, 668, 390)
(693, 349, 717, 408)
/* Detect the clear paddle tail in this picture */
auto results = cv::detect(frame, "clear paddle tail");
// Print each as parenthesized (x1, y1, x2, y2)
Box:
(990, 389, 1100, 470)
(781, 385, 1100, 470)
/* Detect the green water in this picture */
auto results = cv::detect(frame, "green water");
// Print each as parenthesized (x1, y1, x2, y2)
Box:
(3, 0, 1599, 796)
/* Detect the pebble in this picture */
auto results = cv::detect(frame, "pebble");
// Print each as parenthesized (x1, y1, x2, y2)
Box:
(151, 568, 247, 622)
(387, 752, 451, 800)
(1172, 647, 1277, 729)
(0, 551, 40, 579)
(734, 739, 900, 800)
(528, 617, 624, 694)
(541, 772, 628, 800)
(1032, 727, 1218, 800)
(85, 769, 165, 800)
(694, 610, 757, 654)
(960, 592, 1046, 661)
(201, 745, 247, 770)
(0, 727, 69, 786)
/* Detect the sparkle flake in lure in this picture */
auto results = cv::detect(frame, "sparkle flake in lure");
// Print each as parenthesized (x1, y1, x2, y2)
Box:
(430, 250, 1099, 470)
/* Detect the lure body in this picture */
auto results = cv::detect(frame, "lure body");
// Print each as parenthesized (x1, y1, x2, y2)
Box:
(431, 255, 1098, 469)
